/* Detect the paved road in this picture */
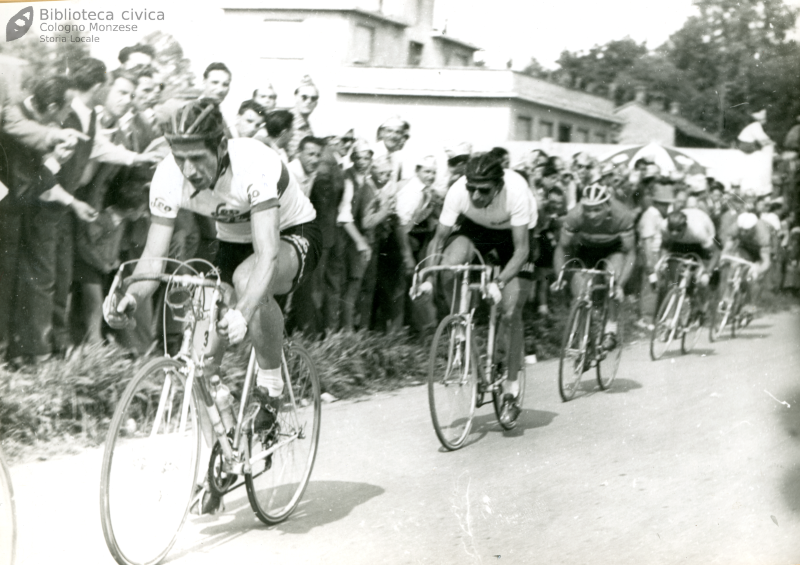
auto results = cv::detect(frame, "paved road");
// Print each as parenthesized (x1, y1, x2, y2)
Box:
(9, 310, 800, 564)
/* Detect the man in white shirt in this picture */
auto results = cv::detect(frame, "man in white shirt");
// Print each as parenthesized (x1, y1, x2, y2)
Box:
(288, 136, 324, 197)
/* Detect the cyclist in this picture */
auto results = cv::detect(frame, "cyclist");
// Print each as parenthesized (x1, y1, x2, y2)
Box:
(553, 182, 636, 354)
(721, 211, 772, 315)
(655, 208, 720, 321)
(103, 99, 320, 442)
(420, 152, 536, 425)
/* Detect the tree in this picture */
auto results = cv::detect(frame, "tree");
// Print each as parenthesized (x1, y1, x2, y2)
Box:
(552, 38, 648, 98)
(666, 0, 799, 140)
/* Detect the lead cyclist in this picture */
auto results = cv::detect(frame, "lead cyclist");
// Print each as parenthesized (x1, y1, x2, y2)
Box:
(102, 99, 321, 489)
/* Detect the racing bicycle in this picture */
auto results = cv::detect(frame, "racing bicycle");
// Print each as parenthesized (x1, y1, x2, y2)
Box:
(709, 254, 757, 341)
(99, 259, 321, 565)
(553, 259, 624, 402)
(410, 259, 525, 451)
(650, 254, 706, 360)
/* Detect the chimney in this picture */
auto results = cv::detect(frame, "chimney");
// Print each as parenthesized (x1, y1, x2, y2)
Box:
(634, 86, 647, 104)
(669, 101, 681, 115)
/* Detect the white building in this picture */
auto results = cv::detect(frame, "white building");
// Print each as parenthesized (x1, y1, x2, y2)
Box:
(219, 0, 621, 151)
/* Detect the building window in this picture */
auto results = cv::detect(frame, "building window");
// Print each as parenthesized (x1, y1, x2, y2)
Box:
(261, 20, 304, 60)
(577, 128, 590, 143)
(453, 52, 469, 67)
(594, 132, 607, 144)
(353, 24, 374, 64)
(558, 123, 572, 142)
(408, 41, 424, 67)
(515, 116, 533, 141)
(539, 120, 554, 140)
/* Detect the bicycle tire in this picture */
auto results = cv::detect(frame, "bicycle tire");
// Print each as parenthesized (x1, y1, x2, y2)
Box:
(709, 283, 733, 343)
(100, 357, 200, 565)
(246, 342, 321, 525)
(597, 298, 624, 390)
(559, 303, 591, 402)
(0, 448, 15, 565)
(650, 289, 680, 361)
(492, 349, 526, 431)
(428, 314, 478, 450)
(731, 291, 741, 339)
(680, 295, 704, 354)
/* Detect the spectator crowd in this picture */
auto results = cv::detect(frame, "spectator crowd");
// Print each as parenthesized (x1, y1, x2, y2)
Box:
(0, 43, 798, 365)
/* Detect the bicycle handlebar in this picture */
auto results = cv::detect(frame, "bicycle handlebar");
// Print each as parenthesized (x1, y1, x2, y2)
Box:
(108, 259, 222, 300)
(720, 254, 756, 269)
(553, 262, 617, 293)
(653, 253, 704, 275)
(409, 263, 495, 300)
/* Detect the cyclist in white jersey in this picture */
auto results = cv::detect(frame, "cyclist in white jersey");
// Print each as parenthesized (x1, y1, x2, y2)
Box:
(422, 152, 537, 425)
(104, 99, 320, 445)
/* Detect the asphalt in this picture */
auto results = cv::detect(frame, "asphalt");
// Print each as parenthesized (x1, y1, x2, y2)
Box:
(9, 309, 800, 565)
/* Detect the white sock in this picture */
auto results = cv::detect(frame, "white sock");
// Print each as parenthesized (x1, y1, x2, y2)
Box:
(505, 379, 520, 397)
(256, 365, 284, 397)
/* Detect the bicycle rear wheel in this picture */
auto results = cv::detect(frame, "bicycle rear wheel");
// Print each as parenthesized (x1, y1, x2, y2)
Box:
(246, 342, 321, 525)
(428, 314, 478, 450)
(0, 448, 15, 565)
(650, 289, 680, 361)
(597, 298, 624, 390)
(100, 357, 200, 565)
(681, 295, 704, 354)
(559, 303, 591, 402)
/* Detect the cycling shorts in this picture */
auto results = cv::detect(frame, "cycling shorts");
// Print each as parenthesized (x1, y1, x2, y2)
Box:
(445, 218, 535, 280)
(214, 219, 322, 293)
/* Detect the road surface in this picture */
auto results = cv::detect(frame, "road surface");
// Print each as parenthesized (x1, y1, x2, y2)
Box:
(9, 310, 800, 564)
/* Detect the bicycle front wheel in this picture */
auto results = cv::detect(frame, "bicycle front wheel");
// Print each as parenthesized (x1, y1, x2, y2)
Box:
(428, 314, 478, 450)
(246, 342, 321, 525)
(681, 295, 704, 354)
(0, 448, 15, 565)
(650, 289, 680, 361)
(710, 271, 735, 342)
(492, 350, 526, 431)
(597, 298, 625, 390)
(559, 303, 591, 402)
(100, 357, 200, 565)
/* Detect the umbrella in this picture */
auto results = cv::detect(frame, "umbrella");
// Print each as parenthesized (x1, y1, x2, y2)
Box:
(601, 143, 706, 176)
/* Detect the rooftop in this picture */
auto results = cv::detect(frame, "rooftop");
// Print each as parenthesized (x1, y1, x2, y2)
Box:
(336, 67, 622, 123)
(615, 101, 728, 148)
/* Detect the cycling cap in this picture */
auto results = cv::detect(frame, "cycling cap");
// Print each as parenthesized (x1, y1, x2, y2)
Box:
(737, 212, 758, 230)
(465, 152, 504, 183)
(666, 210, 688, 233)
(165, 98, 227, 144)
(581, 182, 611, 205)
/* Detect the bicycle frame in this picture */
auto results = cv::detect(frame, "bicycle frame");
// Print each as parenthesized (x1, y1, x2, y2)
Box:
(108, 261, 299, 482)
(411, 263, 502, 394)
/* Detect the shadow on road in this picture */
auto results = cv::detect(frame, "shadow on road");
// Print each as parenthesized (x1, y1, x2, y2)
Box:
(466, 409, 559, 442)
(166, 480, 385, 560)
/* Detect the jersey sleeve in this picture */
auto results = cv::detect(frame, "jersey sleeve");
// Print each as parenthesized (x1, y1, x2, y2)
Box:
(148, 155, 183, 220)
(439, 180, 467, 227)
(234, 139, 284, 213)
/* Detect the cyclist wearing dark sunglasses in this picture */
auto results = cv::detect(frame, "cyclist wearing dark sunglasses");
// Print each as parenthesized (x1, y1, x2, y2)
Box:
(423, 152, 537, 423)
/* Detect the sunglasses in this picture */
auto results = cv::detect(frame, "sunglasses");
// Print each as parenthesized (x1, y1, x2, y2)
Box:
(465, 184, 494, 196)
(266, 94, 277, 100)
(301, 95, 319, 102)
(341, 137, 355, 143)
